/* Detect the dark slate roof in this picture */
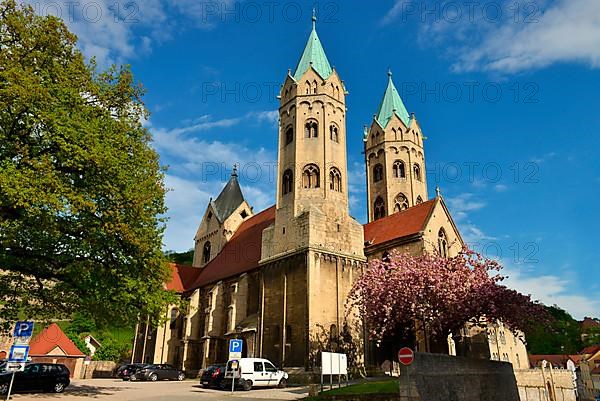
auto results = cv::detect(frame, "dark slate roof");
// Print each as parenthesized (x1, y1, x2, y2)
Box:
(212, 170, 245, 223)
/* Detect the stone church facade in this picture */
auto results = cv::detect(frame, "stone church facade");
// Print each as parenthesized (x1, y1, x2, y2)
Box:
(132, 17, 528, 375)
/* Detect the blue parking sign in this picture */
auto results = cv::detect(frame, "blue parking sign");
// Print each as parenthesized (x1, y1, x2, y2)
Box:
(13, 321, 34, 338)
(9, 345, 29, 362)
(229, 339, 243, 354)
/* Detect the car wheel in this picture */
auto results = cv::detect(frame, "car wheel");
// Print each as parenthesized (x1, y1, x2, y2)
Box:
(129, 376, 137, 382)
(177, 373, 185, 381)
(54, 382, 66, 393)
(149, 373, 158, 382)
(218, 381, 228, 390)
(242, 379, 252, 391)
(278, 378, 287, 389)
(0, 383, 8, 395)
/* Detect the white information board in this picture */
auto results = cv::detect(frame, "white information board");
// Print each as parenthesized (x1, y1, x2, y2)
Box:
(321, 352, 348, 375)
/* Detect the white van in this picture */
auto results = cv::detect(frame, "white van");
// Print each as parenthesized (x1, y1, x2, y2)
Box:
(223, 358, 288, 390)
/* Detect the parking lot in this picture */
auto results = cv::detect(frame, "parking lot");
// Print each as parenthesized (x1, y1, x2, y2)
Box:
(9, 379, 309, 401)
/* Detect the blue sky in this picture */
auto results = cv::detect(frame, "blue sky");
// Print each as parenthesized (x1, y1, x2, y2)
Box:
(32, 0, 600, 319)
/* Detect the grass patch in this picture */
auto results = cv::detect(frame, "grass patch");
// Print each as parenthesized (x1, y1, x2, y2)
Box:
(306, 379, 399, 400)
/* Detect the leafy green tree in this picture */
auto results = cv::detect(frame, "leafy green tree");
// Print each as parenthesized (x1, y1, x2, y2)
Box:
(525, 305, 583, 354)
(0, 1, 179, 325)
(165, 249, 194, 265)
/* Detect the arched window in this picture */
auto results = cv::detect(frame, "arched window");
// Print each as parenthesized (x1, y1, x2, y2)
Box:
(304, 120, 318, 138)
(285, 126, 293, 145)
(335, 86, 340, 99)
(302, 164, 320, 188)
(329, 167, 342, 192)
(330, 125, 339, 143)
(413, 163, 421, 181)
(202, 241, 211, 264)
(374, 196, 385, 220)
(416, 196, 423, 204)
(282, 169, 293, 195)
(312, 80, 317, 94)
(392, 160, 406, 178)
(169, 308, 178, 330)
(373, 164, 384, 182)
(438, 228, 448, 258)
(329, 324, 338, 341)
(393, 193, 409, 212)
(305, 80, 310, 95)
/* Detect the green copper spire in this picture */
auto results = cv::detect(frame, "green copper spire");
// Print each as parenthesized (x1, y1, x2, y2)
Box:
(375, 70, 411, 128)
(292, 11, 333, 81)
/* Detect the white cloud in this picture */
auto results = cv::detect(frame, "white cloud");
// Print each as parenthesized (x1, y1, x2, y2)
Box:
(494, 184, 508, 192)
(383, 0, 600, 74)
(150, 113, 277, 251)
(26, 0, 239, 67)
(502, 264, 600, 320)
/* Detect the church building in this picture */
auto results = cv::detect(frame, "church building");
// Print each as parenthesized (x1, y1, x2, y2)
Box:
(131, 16, 528, 375)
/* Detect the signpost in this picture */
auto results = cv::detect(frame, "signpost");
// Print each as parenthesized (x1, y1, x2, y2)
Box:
(398, 347, 414, 400)
(6, 321, 34, 401)
(227, 339, 243, 394)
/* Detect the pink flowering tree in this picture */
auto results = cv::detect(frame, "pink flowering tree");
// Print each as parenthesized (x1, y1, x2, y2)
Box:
(347, 247, 547, 348)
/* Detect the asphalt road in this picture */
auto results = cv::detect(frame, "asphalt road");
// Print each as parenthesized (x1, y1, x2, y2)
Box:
(8, 379, 309, 401)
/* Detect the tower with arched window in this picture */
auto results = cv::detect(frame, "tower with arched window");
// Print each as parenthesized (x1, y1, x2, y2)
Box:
(364, 71, 428, 221)
(266, 14, 363, 258)
(259, 14, 365, 368)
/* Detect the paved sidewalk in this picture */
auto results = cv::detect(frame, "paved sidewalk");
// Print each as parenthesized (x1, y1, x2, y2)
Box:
(8, 379, 309, 401)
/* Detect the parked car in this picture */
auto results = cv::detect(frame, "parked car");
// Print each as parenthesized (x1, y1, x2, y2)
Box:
(222, 358, 288, 391)
(200, 364, 225, 388)
(0, 363, 70, 395)
(116, 363, 150, 381)
(129, 364, 185, 382)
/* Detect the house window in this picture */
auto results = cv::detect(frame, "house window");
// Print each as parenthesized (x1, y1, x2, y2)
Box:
(393, 193, 409, 212)
(374, 196, 385, 220)
(202, 241, 211, 264)
(373, 164, 384, 182)
(393, 160, 406, 178)
(285, 126, 293, 145)
(438, 228, 448, 258)
(329, 167, 342, 192)
(416, 196, 423, 204)
(305, 120, 318, 138)
(302, 164, 320, 188)
(413, 163, 421, 181)
(240, 210, 248, 218)
(282, 169, 293, 195)
(329, 324, 338, 341)
(330, 125, 339, 143)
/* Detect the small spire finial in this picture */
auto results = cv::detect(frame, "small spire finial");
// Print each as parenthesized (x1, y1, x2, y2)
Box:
(312, 8, 316, 29)
(388, 68, 392, 78)
(436, 186, 441, 198)
(232, 163, 238, 177)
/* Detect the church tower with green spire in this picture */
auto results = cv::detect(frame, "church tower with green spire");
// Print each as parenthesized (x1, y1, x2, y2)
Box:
(365, 71, 428, 222)
(259, 14, 365, 368)
(262, 12, 364, 257)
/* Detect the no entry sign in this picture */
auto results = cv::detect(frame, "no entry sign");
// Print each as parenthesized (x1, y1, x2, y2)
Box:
(398, 347, 414, 366)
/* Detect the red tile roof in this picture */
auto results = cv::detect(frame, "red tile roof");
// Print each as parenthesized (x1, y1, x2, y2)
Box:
(581, 317, 600, 330)
(29, 323, 85, 357)
(187, 205, 276, 290)
(580, 345, 600, 355)
(363, 199, 436, 248)
(166, 263, 202, 293)
(529, 355, 573, 368)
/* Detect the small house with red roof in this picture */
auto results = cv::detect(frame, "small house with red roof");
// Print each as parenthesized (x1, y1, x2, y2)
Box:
(29, 323, 86, 378)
